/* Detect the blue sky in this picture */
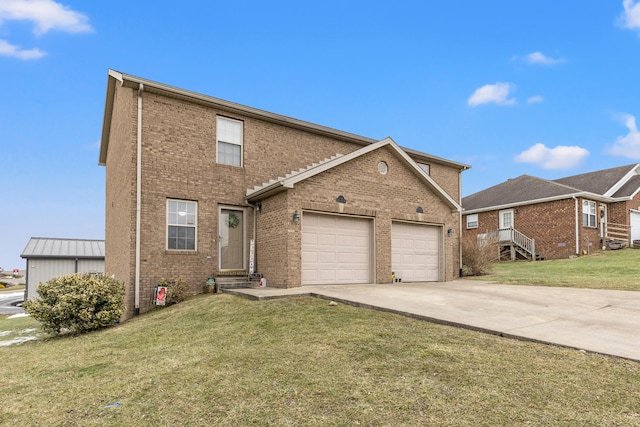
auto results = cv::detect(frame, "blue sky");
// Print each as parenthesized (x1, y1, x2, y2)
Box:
(1, 0, 640, 269)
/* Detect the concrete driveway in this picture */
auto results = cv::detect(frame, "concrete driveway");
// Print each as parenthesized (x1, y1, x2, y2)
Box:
(226, 280, 640, 361)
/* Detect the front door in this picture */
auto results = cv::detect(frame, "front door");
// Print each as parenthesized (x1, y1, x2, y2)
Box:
(219, 208, 245, 270)
(499, 209, 514, 241)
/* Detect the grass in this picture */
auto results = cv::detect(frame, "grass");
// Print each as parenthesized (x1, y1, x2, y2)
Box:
(475, 248, 640, 291)
(1, 294, 640, 426)
(0, 284, 25, 292)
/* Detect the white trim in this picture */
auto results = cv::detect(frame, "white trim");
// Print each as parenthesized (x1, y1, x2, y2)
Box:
(466, 214, 478, 229)
(603, 164, 640, 197)
(216, 116, 244, 167)
(166, 199, 198, 251)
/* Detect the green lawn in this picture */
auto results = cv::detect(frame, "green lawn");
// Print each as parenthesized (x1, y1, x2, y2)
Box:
(2, 294, 639, 426)
(476, 248, 640, 291)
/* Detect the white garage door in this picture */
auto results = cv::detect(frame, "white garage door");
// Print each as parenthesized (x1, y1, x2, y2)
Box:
(631, 210, 640, 242)
(302, 213, 371, 285)
(392, 222, 440, 282)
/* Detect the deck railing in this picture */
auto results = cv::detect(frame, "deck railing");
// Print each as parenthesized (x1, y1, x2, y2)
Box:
(487, 227, 536, 261)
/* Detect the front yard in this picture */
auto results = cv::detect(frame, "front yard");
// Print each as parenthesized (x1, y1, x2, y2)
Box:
(478, 248, 640, 291)
(1, 294, 639, 426)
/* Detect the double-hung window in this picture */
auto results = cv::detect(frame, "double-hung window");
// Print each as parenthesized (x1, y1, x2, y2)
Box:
(582, 200, 597, 228)
(167, 199, 197, 250)
(466, 214, 478, 229)
(217, 116, 243, 166)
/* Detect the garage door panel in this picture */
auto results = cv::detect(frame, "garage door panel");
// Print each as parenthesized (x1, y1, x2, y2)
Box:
(392, 222, 440, 282)
(302, 213, 372, 285)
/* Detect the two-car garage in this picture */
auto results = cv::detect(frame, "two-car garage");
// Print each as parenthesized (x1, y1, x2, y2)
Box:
(300, 212, 442, 285)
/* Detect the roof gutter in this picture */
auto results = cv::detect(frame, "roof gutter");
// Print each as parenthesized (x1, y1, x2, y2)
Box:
(463, 191, 627, 215)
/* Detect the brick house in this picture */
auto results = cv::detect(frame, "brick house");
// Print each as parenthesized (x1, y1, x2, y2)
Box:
(462, 164, 640, 260)
(99, 70, 470, 318)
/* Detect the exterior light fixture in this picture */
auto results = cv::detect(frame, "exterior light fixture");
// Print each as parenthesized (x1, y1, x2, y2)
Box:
(292, 211, 300, 224)
(416, 207, 424, 213)
(447, 228, 454, 237)
(336, 195, 347, 203)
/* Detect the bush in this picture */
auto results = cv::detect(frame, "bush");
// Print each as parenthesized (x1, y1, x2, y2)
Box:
(157, 278, 189, 305)
(462, 232, 499, 276)
(23, 273, 125, 335)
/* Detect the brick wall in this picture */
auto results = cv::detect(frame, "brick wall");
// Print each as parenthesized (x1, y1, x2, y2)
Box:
(262, 145, 460, 287)
(462, 197, 606, 261)
(105, 86, 464, 317)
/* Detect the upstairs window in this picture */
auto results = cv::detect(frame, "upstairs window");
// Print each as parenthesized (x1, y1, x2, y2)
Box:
(466, 214, 478, 229)
(582, 200, 597, 228)
(167, 199, 197, 250)
(417, 163, 430, 175)
(217, 116, 243, 166)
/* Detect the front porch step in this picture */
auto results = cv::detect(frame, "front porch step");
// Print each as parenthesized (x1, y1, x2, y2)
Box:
(214, 276, 258, 289)
(499, 245, 544, 261)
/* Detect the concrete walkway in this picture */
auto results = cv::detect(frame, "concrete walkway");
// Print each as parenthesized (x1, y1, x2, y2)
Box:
(224, 280, 640, 361)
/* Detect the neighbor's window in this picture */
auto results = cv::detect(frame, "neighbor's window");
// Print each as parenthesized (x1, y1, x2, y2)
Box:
(417, 163, 430, 175)
(217, 116, 243, 167)
(466, 214, 478, 229)
(582, 200, 597, 228)
(167, 199, 197, 250)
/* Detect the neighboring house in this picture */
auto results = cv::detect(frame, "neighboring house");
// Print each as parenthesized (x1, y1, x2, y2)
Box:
(462, 164, 640, 260)
(21, 237, 105, 299)
(99, 70, 470, 318)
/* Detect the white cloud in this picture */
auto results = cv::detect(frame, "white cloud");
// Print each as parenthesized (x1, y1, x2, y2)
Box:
(467, 82, 516, 107)
(0, 0, 91, 35)
(524, 51, 565, 65)
(515, 143, 589, 170)
(618, 0, 640, 32)
(0, 38, 44, 59)
(527, 95, 544, 104)
(607, 114, 640, 158)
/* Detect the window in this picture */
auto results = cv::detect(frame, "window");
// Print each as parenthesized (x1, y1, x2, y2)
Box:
(217, 116, 243, 166)
(417, 163, 430, 175)
(466, 214, 478, 229)
(167, 199, 197, 250)
(582, 200, 596, 228)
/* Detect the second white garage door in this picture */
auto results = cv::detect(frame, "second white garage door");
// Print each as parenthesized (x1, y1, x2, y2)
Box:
(392, 222, 440, 282)
(302, 213, 372, 285)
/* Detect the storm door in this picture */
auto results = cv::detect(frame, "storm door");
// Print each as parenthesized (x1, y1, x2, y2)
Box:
(499, 209, 514, 242)
(219, 208, 245, 270)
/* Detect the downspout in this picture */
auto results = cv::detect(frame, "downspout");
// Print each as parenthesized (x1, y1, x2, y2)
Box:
(458, 173, 463, 278)
(574, 196, 580, 255)
(135, 83, 144, 315)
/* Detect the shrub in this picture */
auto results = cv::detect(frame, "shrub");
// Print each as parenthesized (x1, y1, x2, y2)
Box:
(462, 232, 499, 276)
(157, 278, 189, 305)
(23, 273, 125, 335)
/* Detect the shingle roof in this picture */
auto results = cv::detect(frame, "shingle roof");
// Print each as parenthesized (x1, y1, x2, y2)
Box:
(21, 238, 105, 259)
(612, 174, 640, 198)
(462, 175, 580, 211)
(552, 164, 637, 195)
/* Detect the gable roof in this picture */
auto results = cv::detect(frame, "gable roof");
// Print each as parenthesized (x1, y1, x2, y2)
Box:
(463, 163, 640, 213)
(246, 137, 462, 211)
(552, 164, 639, 196)
(462, 175, 582, 211)
(21, 238, 105, 259)
(99, 70, 470, 172)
